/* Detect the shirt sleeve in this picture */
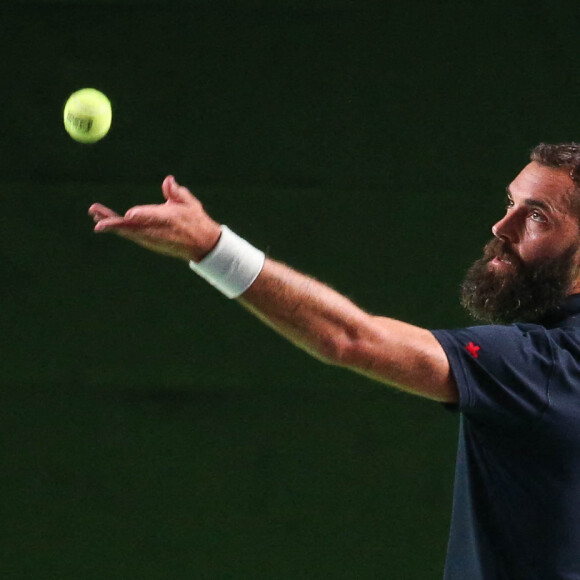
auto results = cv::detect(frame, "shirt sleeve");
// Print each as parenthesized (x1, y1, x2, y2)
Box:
(431, 324, 555, 430)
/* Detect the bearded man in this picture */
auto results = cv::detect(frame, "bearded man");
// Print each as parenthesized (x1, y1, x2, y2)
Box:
(90, 143, 580, 579)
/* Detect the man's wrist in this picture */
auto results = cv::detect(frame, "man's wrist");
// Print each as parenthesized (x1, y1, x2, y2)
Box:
(188, 225, 266, 298)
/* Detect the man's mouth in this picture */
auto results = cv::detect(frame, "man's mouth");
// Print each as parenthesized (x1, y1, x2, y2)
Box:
(482, 239, 521, 269)
(489, 255, 514, 268)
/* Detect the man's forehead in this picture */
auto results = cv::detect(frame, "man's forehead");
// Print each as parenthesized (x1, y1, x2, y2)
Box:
(508, 161, 575, 210)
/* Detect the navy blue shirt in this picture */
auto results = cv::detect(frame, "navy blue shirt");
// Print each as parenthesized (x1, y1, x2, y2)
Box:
(432, 295, 580, 579)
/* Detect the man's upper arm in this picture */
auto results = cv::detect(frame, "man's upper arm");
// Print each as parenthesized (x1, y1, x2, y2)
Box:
(343, 315, 459, 403)
(431, 324, 554, 427)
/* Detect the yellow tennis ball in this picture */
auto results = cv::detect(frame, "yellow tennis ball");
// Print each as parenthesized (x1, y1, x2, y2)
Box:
(63, 88, 112, 143)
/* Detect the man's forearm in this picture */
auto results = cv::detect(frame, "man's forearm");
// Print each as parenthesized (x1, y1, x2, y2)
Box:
(240, 258, 368, 365)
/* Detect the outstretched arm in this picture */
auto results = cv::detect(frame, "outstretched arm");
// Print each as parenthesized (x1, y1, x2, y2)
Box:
(240, 262, 456, 402)
(89, 176, 457, 403)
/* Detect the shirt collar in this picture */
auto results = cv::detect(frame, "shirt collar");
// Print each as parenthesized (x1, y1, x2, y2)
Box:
(540, 294, 580, 327)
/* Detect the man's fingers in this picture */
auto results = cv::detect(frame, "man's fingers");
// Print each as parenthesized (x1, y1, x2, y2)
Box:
(124, 206, 170, 225)
(94, 216, 131, 232)
(88, 203, 120, 222)
(94, 207, 169, 233)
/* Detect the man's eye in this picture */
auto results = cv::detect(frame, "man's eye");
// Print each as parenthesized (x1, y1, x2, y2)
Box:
(530, 210, 546, 222)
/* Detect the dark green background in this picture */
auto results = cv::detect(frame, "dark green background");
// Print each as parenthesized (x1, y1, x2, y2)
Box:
(1, 1, 579, 578)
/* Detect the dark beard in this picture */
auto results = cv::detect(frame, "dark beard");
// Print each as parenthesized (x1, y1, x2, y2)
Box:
(460, 238, 578, 324)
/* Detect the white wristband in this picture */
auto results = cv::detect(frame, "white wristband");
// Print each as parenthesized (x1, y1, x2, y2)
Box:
(188, 225, 266, 298)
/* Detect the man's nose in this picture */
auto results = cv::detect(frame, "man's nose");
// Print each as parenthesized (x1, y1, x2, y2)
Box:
(491, 212, 519, 243)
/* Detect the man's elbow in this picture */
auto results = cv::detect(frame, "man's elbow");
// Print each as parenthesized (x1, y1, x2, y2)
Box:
(315, 333, 460, 404)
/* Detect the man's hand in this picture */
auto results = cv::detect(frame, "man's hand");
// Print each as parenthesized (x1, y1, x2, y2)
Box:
(88, 175, 222, 262)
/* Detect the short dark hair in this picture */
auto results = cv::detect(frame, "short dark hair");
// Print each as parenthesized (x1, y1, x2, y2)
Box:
(531, 142, 580, 186)
(531, 143, 580, 219)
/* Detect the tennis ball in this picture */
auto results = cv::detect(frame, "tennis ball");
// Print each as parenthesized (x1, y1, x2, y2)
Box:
(63, 88, 112, 143)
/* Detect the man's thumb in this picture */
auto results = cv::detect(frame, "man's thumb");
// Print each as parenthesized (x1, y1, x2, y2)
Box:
(162, 175, 192, 203)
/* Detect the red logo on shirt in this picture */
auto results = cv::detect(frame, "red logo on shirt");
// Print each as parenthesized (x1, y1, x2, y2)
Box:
(465, 342, 481, 358)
